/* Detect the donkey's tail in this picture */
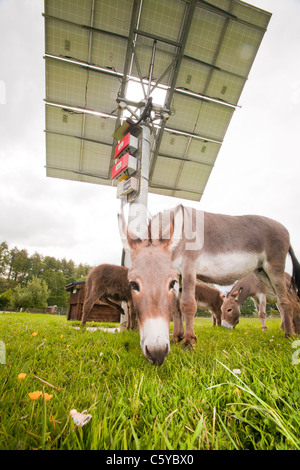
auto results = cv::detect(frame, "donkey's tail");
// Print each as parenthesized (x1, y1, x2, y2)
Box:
(289, 245, 300, 298)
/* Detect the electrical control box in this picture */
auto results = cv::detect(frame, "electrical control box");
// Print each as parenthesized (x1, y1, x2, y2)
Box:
(111, 152, 137, 181)
(112, 132, 140, 198)
(114, 133, 138, 160)
(116, 176, 139, 198)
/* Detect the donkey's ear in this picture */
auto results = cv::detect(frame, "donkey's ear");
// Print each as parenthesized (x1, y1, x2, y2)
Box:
(231, 287, 243, 301)
(118, 213, 142, 254)
(167, 205, 184, 252)
(151, 205, 183, 252)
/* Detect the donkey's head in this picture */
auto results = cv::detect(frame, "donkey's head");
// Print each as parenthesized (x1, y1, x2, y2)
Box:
(118, 207, 182, 365)
(220, 287, 243, 329)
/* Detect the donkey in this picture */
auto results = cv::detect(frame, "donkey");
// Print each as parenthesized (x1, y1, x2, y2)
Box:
(221, 272, 300, 333)
(195, 282, 223, 326)
(119, 205, 300, 365)
(80, 264, 135, 328)
(175, 281, 223, 340)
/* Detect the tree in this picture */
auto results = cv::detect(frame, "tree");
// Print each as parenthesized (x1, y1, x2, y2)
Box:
(75, 263, 91, 280)
(0, 276, 17, 295)
(43, 256, 61, 272)
(13, 276, 50, 309)
(0, 289, 13, 310)
(29, 252, 43, 280)
(41, 270, 69, 307)
(8, 247, 30, 284)
(0, 240, 93, 308)
(240, 297, 255, 316)
(0, 242, 9, 277)
(60, 258, 76, 284)
(266, 302, 279, 315)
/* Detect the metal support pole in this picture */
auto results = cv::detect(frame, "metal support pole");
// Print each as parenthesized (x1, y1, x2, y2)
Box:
(120, 122, 151, 331)
(119, 40, 156, 331)
(128, 123, 150, 239)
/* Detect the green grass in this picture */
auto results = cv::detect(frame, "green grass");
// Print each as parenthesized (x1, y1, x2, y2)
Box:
(0, 312, 300, 450)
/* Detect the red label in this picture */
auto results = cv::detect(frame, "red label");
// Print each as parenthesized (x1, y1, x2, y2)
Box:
(114, 133, 130, 159)
(111, 153, 129, 179)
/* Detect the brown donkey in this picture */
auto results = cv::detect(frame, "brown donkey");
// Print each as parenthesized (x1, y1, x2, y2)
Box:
(81, 264, 135, 328)
(221, 272, 300, 333)
(174, 281, 223, 343)
(180, 281, 223, 327)
(119, 205, 300, 365)
(196, 282, 223, 326)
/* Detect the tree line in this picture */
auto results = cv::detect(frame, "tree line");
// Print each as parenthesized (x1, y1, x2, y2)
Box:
(0, 241, 92, 310)
(0, 241, 277, 315)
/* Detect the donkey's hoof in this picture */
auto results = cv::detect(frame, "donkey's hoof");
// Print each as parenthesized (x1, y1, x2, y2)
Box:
(171, 335, 184, 344)
(181, 339, 196, 351)
(285, 332, 296, 339)
(262, 327, 268, 332)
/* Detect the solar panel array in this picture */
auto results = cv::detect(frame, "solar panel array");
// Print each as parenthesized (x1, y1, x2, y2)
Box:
(44, 0, 271, 201)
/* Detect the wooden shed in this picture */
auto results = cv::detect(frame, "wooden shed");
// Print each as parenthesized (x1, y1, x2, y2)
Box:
(65, 281, 121, 323)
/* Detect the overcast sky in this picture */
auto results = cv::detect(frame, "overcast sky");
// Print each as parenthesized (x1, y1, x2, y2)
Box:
(0, 0, 300, 273)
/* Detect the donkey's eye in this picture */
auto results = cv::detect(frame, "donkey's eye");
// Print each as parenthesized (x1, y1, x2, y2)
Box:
(169, 279, 178, 291)
(130, 281, 140, 292)
(227, 308, 232, 313)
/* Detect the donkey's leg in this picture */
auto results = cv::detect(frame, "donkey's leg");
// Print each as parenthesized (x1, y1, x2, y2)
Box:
(103, 295, 125, 315)
(265, 267, 295, 337)
(81, 290, 101, 326)
(126, 301, 138, 330)
(128, 302, 138, 330)
(81, 297, 95, 326)
(256, 294, 268, 331)
(277, 297, 295, 337)
(171, 297, 184, 343)
(276, 303, 284, 330)
(292, 302, 300, 335)
(213, 308, 222, 326)
(286, 286, 300, 335)
(180, 264, 197, 349)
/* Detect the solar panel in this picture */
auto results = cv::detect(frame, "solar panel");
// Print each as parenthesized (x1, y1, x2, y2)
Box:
(44, 0, 271, 202)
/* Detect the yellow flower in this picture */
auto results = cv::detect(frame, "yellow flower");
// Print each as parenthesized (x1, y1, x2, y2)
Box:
(32, 331, 38, 337)
(66, 344, 70, 348)
(60, 334, 63, 338)
(244, 332, 248, 335)
(43, 393, 53, 402)
(18, 373, 26, 380)
(234, 387, 242, 395)
(29, 391, 43, 400)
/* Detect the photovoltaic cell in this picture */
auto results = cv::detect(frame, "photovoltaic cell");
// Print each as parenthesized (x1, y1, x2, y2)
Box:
(44, 0, 271, 201)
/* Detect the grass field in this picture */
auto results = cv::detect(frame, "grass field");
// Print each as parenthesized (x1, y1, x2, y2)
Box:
(1, 312, 300, 450)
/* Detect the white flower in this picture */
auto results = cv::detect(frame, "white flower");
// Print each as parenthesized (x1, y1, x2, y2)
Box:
(70, 409, 92, 427)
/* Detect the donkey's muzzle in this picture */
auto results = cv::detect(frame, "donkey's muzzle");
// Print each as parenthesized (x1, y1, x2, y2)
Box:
(140, 317, 170, 365)
(221, 319, 239, 329)
(145, 344, 169, 366)
(221, 320, 234, 329)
